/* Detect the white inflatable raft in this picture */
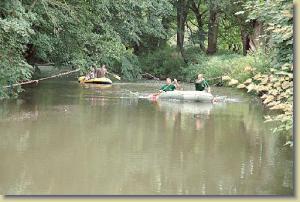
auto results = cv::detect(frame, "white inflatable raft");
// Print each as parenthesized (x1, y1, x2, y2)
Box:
(155, 91, 214, 102)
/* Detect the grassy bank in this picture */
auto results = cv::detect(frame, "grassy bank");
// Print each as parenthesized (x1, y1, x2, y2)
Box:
(139, 46, 271, 84)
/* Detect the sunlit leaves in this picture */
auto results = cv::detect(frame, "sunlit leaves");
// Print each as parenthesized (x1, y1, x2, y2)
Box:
(222, 61, 293, 142)
(228, 79, 239, 86)
(221, 75, 231, 81)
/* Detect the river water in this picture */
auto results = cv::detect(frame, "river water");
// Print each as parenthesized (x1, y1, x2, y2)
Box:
(0, 78, 293, 195)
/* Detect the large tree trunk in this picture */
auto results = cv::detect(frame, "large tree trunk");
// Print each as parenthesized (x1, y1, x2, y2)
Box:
(240, 20, 263, 55)
(249, 20, 264, 51)
(176, 0, 189, 60)
(190, 1, 206, 51)
(241, 31, 250, 56)
(206, 8, 219, 55)
(24, 44, 37, 64)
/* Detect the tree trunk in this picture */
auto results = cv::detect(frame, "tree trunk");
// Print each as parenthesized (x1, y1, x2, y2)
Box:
(249, 20, 264, 51)
(241, 30, 250, 56)
(240, 20, 263, 55)
(206, 8, 219, 55)
(190, 2, 206, 51)
(176, 0, 189, 60)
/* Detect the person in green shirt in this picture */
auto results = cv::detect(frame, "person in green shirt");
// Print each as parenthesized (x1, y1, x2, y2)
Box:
(150, 78, 180, 101)
(195, 74, 211, 93)
(159, 78, 180, 92)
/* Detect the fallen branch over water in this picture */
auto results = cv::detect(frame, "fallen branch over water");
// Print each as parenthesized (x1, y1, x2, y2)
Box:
(3, 68, 80, 88)
(141, 72, 160, 80)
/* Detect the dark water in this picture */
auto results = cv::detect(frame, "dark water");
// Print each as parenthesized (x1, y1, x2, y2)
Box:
(0, 78, 293, 195)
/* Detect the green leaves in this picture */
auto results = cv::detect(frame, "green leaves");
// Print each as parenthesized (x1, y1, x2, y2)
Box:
(0, 0, 36, 97)
(0, 0, 174, 94)
(244, 0, 293, 67)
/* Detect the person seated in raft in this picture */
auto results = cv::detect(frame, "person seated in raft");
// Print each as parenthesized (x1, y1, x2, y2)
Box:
(159, 78, 180, 92)
(85, 66, 96, 80)
(195, 74, 211, 93)
(150, 78, 180, 101)
(95, 64, 107, 78)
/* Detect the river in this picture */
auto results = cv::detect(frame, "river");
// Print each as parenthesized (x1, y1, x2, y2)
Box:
(0, 77, 293, 195)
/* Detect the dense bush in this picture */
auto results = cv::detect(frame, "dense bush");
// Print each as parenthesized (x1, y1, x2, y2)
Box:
(0, 1, 35, 98)
(138, 45, 273, 85)
(139, 46, 186, 79)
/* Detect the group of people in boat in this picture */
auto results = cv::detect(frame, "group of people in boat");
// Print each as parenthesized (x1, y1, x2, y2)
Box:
(83, 65, 211, 94)
(159, 74, 211, 93)
(85, 64, 108, 80)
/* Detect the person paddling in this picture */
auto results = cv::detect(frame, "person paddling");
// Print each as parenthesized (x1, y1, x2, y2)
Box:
(195, 74, 218, 103)
(84, 65, 96, 80)
(151, 78, 180, 101)
(195, 74, 211, 93)
(159, 78, 180, 92)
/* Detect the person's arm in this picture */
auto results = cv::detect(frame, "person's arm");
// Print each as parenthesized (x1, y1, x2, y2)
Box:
(155, 86, 164, 95)
(173, 79, 180, 90)
(204, 80, 211, 93)
(160, 85, 167, 92)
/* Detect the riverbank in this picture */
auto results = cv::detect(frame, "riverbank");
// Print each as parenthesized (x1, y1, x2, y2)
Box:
(139, 46, 269, 83)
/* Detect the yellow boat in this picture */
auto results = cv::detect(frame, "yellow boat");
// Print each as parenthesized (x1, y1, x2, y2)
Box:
(78, 76, 113, 84)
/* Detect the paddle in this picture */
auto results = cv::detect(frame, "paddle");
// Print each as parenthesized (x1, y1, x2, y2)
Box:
(150, 91, 163, 101)
(107, 71, 121, 80)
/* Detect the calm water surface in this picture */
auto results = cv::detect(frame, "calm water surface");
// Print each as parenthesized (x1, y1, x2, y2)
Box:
(0, 78, 293, 195)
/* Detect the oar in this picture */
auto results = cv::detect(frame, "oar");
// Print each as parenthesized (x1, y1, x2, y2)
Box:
(149, 91, 164, 101)
(107, 71, 121, 80)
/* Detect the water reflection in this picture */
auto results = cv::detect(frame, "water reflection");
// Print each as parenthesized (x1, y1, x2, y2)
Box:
(0, 80, 293, 195)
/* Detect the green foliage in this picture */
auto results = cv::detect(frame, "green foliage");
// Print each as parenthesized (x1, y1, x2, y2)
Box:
(0, 0, 35, 98)
(182, 53, 255, 82)
(139, 45, 273, 84)
(222, 63, 293, 143)
(238, 0, 293, 143)
(243, 0, 293, 68)
(119, 53, 142, 80)
(217, 17, 242, 53)
(139, 45, 186, 79)
(1, 0, 174, 98)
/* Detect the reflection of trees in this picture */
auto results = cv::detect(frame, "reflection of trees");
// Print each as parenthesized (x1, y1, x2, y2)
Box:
(0, 86, 293, 194)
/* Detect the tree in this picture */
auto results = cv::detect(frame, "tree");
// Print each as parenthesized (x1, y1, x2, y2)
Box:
(176, 0, 191, 60)
(0, 0, 174, 98)
(206, 2, 219, 55)
(189, 0, 207, 51)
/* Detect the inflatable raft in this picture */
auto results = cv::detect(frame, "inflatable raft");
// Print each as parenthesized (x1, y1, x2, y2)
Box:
(152, 91, 214, 102)
(78, 76, 112, 84)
